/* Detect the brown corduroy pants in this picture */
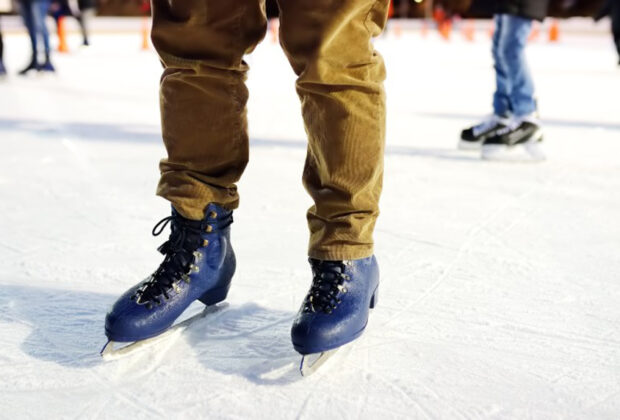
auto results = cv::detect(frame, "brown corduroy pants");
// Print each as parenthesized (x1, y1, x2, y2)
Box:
(151, 0, 388, 260)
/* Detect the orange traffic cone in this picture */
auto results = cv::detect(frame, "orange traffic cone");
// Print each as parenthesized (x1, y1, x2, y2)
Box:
(462, 20, 475, 42)
(57, 16, 69, 53)
(421, 19, 429, 38)
(393, 22, 402, 38)
(269, 18, 279, 44)
(549, 20, 560, 42)
(528, 23, 540, 42)
(438, 20, 452, 41)
(141, 16, 150, 50)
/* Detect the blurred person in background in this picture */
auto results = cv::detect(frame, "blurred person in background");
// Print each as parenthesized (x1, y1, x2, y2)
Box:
(18, 0, 55, 74)
(459, 0, 550, 161)
(596, 0, 620, 64)
(51, 0, 96, 47)
(0, 0, 11, 76)
(76, 0, 96, 46)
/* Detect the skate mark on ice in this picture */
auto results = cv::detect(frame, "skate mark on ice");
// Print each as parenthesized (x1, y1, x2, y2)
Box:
(87, 369, 167, 418)
(373, 374, 436, 420)
(0, 118, 161, 144)
(61, 138, 100, 179)
(0, 240, 22, 255)
(197, 303, 293, 342)
(185, 303, 301, 385)
(379, 172, 565, 328)
(0, 284, 113, 368)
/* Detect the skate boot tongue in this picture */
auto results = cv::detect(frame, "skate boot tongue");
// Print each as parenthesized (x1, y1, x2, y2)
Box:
(132, 212, 205, 307)
(305, 259, 350, 314)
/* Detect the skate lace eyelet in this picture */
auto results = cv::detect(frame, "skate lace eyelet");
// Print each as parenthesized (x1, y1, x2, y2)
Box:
(202, 239, 209, 247)
(193, 251, 202, 260)
(205, 225, 213, 233)
(190, 265, 199, 273)
(304, 260, 353, 314)
(209, 211, 217, 219)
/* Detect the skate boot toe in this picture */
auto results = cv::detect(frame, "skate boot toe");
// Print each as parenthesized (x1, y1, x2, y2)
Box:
(105, 283, 189, 342)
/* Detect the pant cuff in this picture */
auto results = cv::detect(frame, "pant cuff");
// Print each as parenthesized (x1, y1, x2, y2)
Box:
(308, 245, 374, 261)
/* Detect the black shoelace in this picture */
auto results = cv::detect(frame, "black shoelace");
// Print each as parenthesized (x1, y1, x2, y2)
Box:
(303, 259, 350, 314)
(131, 215, 206, 308)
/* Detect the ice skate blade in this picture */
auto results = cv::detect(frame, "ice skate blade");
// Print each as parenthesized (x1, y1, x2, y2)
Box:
(458, 139, 482, 151)
(481, 138, 545, 162)
(299, 348, 339, 377)
(100, 303, 228, 361)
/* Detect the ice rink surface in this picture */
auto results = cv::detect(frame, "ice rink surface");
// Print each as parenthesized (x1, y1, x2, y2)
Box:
(1, 20, 620, 419)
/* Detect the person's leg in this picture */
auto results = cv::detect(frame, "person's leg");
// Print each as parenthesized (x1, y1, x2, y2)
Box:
(104, 0, 268, 347)
(481, 15, 544, 161)
(611, 0, 620, 62)
(0, 20, 5, 75)
(277, 0, 388, 260)
(33, 0, 52, 60)
(500, 14, 535, 118)
(0, 18, 4, 64)
(77, 8, 95, 45)
(20, 1, 38, 60)
(492, 14, 512, 117)
(458, 15, 512, 150)
(151, 0, 267, 220)
(280, 0, 388, 358)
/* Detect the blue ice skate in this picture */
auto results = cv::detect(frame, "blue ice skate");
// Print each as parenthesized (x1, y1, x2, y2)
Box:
(291, 256, 379, 374)
(103, 203, 235, 355)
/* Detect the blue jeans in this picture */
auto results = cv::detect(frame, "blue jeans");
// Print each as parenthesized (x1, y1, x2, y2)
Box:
(20, 0, 52, 60)
(492, 14, 536, 118)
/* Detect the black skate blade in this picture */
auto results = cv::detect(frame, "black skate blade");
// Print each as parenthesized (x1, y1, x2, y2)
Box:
(299, 348, 339, 377)
(482, 131, 545, 162)
(100, 303, 228, 361)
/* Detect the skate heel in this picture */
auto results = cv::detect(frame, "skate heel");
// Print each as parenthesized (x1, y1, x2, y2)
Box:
(198, 284, 231, 306)
(198, 245, 236, 306)
(369, 286, 379, 309)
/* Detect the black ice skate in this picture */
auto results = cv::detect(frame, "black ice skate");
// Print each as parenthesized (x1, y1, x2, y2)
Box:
(18, 58, 38, 76)
(459, 115, 510, 150)
(481, 118, 545, 161)
(38, 59, 56, 73)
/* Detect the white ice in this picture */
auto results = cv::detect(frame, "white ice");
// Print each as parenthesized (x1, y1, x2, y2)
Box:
(1, 18, 620, 419)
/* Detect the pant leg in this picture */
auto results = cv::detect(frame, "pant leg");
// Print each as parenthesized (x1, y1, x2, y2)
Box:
(499, 14, 536, 118)
(492, 14, 512, 116)
(277, 0, 389, 260)
(0, 18, 4, 63)
(77, 8, 95, 44)
(19, 0, 38, 58)
(151, 0, 267, 220)
(33, 0, 51, 57)
(612, 0, 620, 58)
